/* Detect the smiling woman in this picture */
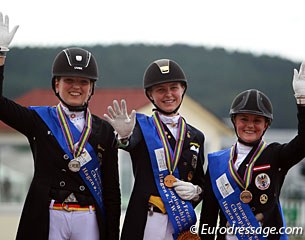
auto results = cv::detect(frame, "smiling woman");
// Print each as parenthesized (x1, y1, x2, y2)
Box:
(234, 114, 269, 144)
(55, 76, 93, 107)
(229, 89, 273, 146)
(104, 58, 205, 240)
(0, 13, 121, 239)
(200, 70, 305, 240)
(52, 48, 98, 111)
(146, 82, 186, 116)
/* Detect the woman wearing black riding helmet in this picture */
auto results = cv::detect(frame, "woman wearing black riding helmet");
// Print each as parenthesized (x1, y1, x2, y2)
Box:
(200, 65, 305, 240)
(0, 12, 120, 240)
(105, 59, 205, 240)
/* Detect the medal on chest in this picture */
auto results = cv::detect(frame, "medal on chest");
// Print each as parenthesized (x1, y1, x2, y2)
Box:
(240, 189, 253, 204)
(153, 112, 186, 188)
(164, 174, 177, 188)
(228, 140, 266, 204)
(56, 104, 92, 172)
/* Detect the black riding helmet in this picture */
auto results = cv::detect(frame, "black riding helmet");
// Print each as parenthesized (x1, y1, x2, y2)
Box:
(52, 47, 99, 111)
(143, 59, 187, 115)
(229, 89, 273, 145)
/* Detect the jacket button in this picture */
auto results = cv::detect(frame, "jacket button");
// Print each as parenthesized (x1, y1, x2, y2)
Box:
(63, 154, 69, 160)
(79, 185, 85, 191)
(60, 181, 65, 187)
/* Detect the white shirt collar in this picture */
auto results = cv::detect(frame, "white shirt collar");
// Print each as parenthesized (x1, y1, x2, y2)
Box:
(60, 103, 85, 131)
(235, 141, 253, 170)
(159, 113, 180, 126)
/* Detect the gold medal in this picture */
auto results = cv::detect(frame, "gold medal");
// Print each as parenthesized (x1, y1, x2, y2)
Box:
(240, 190, 252, 203)
(164, 174, 177, 188)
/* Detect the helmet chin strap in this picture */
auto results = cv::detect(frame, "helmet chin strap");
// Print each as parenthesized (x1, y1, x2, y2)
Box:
(55, 92, 88, 112)
(237, 137, 262, 147)
(231, 116, 269, 146)
(53, 81, 94, 112)
(152, 102, 182, 115)
(234, 125, 268, 147)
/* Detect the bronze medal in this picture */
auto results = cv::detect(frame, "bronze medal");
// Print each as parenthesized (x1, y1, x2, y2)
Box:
(177, 230, 201, 240)
(164, 174, 177, 188)
(68, 159, 81, 172)
(240, 190, 253, 203)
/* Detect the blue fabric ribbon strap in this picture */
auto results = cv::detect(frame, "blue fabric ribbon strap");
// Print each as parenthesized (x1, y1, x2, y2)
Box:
(137, 113, 196, 239)
(208, 149, 288, 240)
(30, 106, 106, 218)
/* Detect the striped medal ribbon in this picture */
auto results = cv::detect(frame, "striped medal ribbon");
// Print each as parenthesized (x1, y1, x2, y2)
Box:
(153, 112, 186, 188)
(56, 104, 92, 172)
(228, 140, 266, 203)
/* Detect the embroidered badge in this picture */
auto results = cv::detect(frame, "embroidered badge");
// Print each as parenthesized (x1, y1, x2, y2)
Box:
(260, 194, 268, 204)
(190, 145, 199, 153)
(255, 173, 270, 190)
(191, 155, 198, 169)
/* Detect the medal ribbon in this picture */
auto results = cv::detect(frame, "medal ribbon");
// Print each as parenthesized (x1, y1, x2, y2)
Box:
(228, 140, 266, 190)
(153, 112, 186, 175)
(137, 113, 196, 239)
(56, 104, 92, 158)
(208, 149, 267, 240)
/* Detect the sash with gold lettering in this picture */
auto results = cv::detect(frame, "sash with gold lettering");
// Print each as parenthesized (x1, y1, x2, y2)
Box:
(30, 105, 105, 217)
(137, 113, 197, 240)
(209, 142, 287, 240)
(209, 145, 265, 240)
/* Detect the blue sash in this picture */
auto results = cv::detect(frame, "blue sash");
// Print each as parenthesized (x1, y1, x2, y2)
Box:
(30, 106, 105, 217)
(137, 113, 197, 239)
(209, 149, 288, 240)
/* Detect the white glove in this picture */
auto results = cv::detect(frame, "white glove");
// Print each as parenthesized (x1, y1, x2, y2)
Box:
(293, 62, 305, 104)
(104, 99, 136, 139)
(0, 12, 19, 52)
(172, 179, 202, 201)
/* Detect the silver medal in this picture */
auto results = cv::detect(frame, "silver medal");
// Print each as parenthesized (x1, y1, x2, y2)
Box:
(68, 159, 81, 172)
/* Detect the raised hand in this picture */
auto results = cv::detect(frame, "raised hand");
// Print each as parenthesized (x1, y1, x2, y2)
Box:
(104, 99, 136, 139)
(0, 12, 19, 51)
(293, 62, 305, 104)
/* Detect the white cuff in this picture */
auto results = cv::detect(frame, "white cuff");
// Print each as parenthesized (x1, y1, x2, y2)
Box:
(0, 46, 9, 52)
(295, 96, 305, 105)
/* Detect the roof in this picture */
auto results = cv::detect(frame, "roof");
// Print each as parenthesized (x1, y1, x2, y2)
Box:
(0, 88, 150, 132)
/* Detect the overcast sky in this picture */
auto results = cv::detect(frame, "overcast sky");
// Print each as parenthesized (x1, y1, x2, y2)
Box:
(2, 0, 305, 62)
